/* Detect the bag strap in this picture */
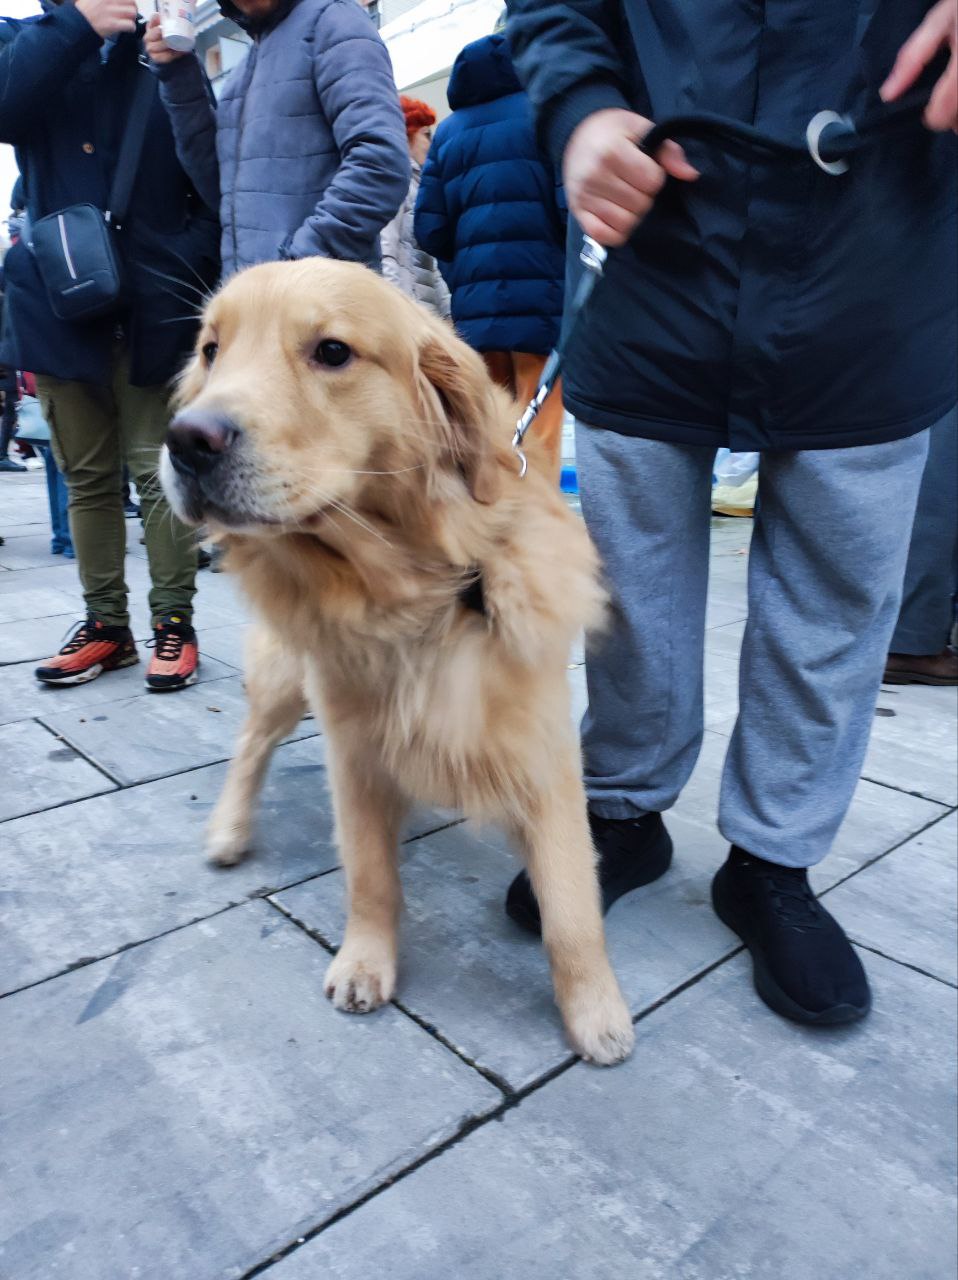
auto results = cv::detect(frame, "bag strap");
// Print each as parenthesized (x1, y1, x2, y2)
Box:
(106, 54, 155, 229)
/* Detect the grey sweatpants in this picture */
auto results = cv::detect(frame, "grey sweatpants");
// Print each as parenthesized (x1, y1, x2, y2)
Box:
(578, 425, 931, 868)
(891, 408, 958, 654)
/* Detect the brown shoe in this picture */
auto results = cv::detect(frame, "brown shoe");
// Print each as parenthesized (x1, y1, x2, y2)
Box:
(884, 647, 958, 686)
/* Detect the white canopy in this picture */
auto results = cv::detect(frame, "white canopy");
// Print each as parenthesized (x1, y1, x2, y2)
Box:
(382, 0, 502, 92)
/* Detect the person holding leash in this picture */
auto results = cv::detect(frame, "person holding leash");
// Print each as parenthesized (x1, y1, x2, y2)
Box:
(503, 0, 957, 1026)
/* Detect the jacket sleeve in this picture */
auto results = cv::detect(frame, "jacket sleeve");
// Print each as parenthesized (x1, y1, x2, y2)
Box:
(154, 55, 221, 216)
(0, 6, 101, 144)
(285, 0, 410, 262)
(380, 203, 404, 290)
(505, 0, 634, 166)
(413, 142, 453, 263)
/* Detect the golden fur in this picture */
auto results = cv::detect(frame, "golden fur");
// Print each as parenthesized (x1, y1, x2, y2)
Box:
(160, 260, 633, 1064)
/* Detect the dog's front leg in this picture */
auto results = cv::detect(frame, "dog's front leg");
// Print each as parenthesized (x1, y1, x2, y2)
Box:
(206, 627, 308, 867)
(322, 726, 407, 1014)
(516, 754, 635, 1066)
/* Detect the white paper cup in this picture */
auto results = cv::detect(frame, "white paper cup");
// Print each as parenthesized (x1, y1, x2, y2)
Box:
(159, 0, 197, 52)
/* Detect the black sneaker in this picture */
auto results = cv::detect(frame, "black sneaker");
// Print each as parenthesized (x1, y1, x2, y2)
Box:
(506, 811, 674, 935)
(712, 847, 871, 1026)
(0, 455, 27, 472)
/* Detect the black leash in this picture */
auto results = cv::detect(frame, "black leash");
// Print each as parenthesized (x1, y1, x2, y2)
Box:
(511, 85, 936, 476)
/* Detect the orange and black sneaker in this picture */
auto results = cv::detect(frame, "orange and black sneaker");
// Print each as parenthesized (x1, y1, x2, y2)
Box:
(35, 616, 138, 686)
(146, 613, 199, 692)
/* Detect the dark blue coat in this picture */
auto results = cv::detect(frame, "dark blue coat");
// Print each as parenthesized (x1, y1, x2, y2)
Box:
(507, 0, 957, 450)
(0, 2, 219, 386)
(414, 34, 565, 356)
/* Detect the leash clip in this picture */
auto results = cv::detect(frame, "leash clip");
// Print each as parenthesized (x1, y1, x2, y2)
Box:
(806, 110, 852, 175)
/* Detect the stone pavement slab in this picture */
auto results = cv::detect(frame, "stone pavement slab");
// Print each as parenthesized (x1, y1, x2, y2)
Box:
(0, 648, 238, 727)
(0, 901, 500, 1280)
(270, 951, 957, 1280)
(275, 809, 741, 1092)
(39, 674, 312, 785)
(200, 621, 249, 672)
(0, 578, 79, 623)
(864, 682, 958, 806)
(0, 717, 115, 822)
(276, 730, 948, 1091)
(0, 735, 458, 996)
(825, 809, 958, 986)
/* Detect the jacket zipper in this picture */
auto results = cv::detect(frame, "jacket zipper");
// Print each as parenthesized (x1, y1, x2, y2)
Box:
(57, 214, 78, 280)
(230, 40, 259, 267)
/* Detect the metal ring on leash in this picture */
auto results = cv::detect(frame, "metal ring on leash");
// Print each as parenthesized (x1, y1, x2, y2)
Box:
(806, 111, 852, 175)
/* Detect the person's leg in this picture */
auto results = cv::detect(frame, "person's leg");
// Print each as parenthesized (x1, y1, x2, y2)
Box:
(0, 369, 26, 470)
(885, 407, 957, 681)
(34, 373, 128, 624)
(720, 432, 931, 864)
(713, 431, 931, 1024)
(506, 426, 713, 933)
(114, 351, 197, 626)
(39, 444, 65, 552)
(512, 353, 565, 483)
(579, 426, 715, 817)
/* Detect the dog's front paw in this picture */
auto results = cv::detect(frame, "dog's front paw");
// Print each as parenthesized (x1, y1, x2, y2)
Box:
(205, 829, 253, 868)
(324, 944, 396, 1014)
(564, 982, 635, 1067)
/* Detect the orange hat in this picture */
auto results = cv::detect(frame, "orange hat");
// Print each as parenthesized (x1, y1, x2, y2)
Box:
(400, 96, 436, 141)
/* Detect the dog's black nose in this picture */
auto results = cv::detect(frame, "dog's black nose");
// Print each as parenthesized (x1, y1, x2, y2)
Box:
(166, 412, 239, 474)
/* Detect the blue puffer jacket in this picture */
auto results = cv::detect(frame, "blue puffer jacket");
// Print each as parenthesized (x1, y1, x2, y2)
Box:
(155, 0, 410, 275)
(414, 34, 565, 355)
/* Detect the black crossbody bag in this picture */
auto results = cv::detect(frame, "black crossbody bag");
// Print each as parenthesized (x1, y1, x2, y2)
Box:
(30, 58, 154, 323)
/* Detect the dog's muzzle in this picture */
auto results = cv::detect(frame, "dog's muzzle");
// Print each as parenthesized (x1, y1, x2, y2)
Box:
(166, 411, 240, 477)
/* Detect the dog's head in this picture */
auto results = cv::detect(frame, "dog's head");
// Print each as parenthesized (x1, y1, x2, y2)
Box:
(160, 260, 504, 534)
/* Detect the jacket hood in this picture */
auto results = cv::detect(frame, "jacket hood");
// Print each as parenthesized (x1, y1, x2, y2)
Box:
(447, 33, 521, 110)
(217, 0, 301, 36)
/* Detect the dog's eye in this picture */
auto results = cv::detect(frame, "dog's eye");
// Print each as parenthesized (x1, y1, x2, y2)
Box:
(314, 339, 352, 369)
(202, 342, 218, 366)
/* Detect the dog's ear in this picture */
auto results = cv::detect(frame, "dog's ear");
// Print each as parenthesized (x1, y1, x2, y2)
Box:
(416, 325, 502, 505)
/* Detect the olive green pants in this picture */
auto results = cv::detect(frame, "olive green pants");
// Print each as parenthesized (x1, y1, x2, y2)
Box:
(35, 348, 196, 628)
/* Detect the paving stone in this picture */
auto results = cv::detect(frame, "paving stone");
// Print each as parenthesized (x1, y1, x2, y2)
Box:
(863, 682, 958, 806)
(0, 736, 456, 996)
(704, 618, 745, 661)
(824, 810, 958, 986)
(271, 951, 957, 1280)
(0, 612, 81, 665)
(39, 675, 315, 785)
(199, 621, 250, 671)
(0, 718, 115, 822)
(705, 596, 747, 629)
(0, 902, 500, 1280)
(0, 531, 71, 571)
(0, 648, 238, 727)
(275, 807, 741, 1091)
(276, 730, 948, 1090)
(0, 580, 78, 623)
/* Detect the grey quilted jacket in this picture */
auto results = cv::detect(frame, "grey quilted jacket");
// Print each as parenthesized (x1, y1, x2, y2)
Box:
(380, 163, 450, 318)
(155, 0, 409, 276)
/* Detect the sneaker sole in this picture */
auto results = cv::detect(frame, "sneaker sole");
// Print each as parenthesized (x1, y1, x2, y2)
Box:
(36, 653, 139, 686)
(711, 879, 871, 1027)
(882, 671, 958, 687)
(145, 669, 199, 692)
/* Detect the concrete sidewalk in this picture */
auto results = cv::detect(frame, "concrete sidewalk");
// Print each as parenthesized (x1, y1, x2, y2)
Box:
(1, 468, 955, 1280)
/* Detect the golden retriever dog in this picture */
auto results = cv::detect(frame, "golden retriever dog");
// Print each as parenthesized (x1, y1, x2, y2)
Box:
(160, 260, 634, 1066)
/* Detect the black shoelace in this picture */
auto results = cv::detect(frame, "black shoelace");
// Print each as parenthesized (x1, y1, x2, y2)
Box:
(761, 870, 824, 931)
(59, 617, 96, 654)
(148, 629, 184, 662)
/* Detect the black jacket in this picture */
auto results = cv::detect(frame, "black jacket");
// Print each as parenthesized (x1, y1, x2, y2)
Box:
(0, 2, 219, 386)
(507, 0, 957, 450)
